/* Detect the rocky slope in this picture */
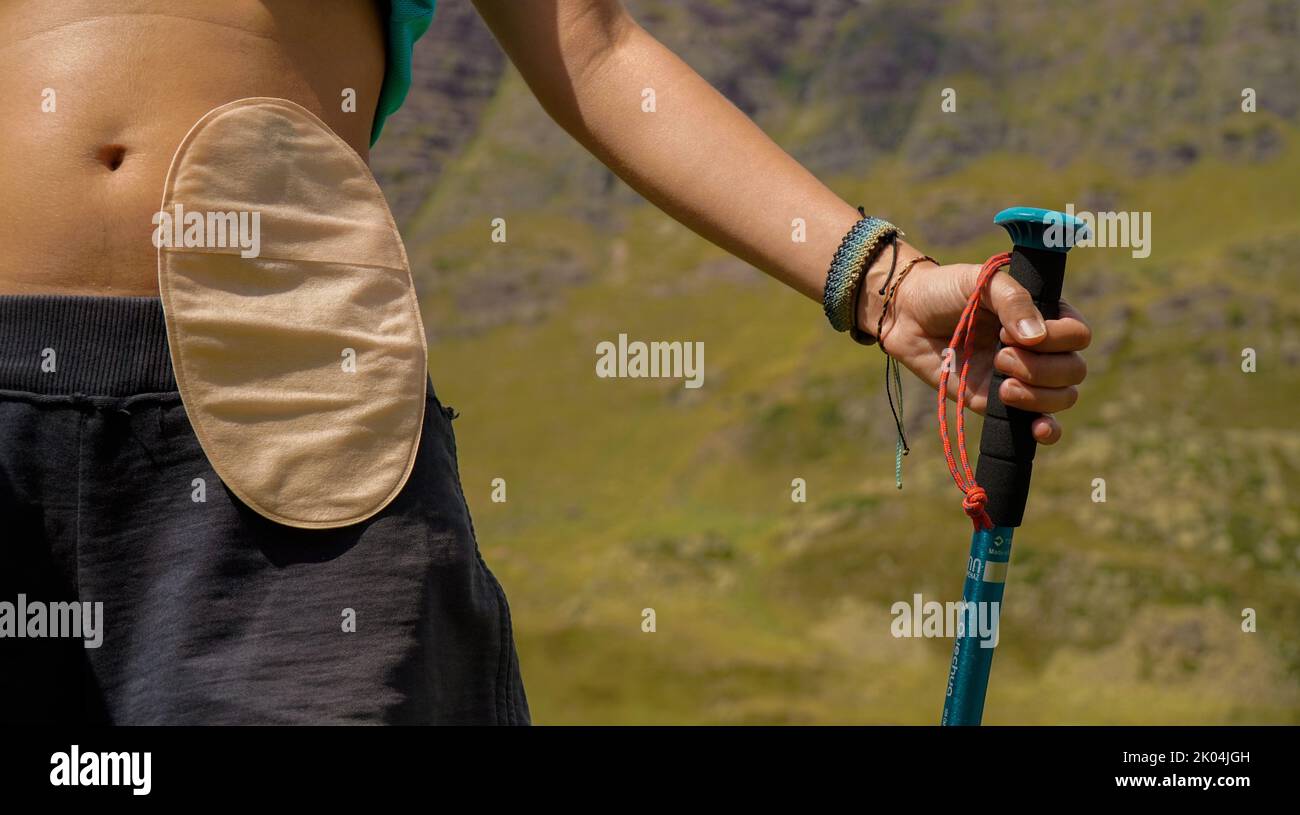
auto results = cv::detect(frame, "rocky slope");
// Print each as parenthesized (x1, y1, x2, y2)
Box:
(373, 0, 1300, 724)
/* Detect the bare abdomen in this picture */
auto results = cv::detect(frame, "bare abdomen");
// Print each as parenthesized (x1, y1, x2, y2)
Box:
(0, 0, 386, 295)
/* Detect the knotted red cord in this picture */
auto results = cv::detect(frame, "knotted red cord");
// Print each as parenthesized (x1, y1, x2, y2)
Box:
(936, 252, 1012, 531)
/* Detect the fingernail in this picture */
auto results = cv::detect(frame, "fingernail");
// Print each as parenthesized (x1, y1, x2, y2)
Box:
(1017, 317, 1046, 339)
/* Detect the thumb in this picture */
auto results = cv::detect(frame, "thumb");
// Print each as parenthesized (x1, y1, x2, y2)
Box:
(984, 271, 1047, 345)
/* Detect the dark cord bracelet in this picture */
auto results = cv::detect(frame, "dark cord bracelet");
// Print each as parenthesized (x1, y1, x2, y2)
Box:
(849, 235, 898, 346)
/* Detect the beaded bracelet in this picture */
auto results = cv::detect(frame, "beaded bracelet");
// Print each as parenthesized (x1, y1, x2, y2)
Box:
(822, 209, 900, 335)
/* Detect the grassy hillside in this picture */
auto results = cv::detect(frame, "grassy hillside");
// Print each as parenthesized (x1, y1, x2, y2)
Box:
(376, 0, 1300, 723)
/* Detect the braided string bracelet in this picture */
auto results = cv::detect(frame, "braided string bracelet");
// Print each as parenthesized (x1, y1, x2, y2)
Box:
(850, 236, 896, 347)
(873, 251, 938, 488)
(821, 208, 899, 335)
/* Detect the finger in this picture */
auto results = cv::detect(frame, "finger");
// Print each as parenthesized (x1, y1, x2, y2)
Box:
(998, 299, 1092, 352)
(1032, 415, 1062, 444)
(998, 379, 1079, 413)
(994, 347, 1087, 387)
(1057, 299, 1091, 340)
(998, 317, 1090, 353)
(983, 272, 1048, 346)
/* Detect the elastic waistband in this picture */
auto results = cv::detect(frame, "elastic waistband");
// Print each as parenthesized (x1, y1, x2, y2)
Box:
(0, 296, 177, 396)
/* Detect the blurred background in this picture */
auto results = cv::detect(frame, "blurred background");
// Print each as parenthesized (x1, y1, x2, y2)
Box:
(373, 0, 1300, 723)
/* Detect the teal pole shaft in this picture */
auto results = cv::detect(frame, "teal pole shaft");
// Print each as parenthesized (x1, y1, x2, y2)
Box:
(941, 525, 1015, 725)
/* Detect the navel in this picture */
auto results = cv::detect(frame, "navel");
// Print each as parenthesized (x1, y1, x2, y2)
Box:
(95, 143, 128, 171)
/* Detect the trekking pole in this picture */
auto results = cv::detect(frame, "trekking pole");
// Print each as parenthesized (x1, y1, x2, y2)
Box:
(939, 207, 1088, 726)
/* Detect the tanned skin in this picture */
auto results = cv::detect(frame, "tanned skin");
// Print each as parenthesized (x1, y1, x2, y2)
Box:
(0, 0, 1088, 439)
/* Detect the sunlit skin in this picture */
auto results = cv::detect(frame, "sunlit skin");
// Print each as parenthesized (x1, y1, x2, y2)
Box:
(0, 0, 1087, 439)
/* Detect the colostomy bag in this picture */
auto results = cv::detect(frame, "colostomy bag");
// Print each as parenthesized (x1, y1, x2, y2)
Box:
(157, 97, 428, 529)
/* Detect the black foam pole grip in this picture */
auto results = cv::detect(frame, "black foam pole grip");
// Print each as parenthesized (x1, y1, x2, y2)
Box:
(974, 246, 1066, 527)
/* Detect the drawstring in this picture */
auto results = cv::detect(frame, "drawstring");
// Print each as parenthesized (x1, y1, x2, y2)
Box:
(68, 395, 165, 466)
(62, 393, 171, 468)
(114, 405, 162, 466)
(936, 252, 1011, 531)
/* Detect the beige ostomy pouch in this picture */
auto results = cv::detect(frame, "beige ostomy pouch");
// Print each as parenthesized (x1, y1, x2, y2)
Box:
(157, 98, 427, 529)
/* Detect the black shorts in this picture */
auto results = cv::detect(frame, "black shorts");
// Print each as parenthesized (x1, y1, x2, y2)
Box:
(0, 295, 529, 724)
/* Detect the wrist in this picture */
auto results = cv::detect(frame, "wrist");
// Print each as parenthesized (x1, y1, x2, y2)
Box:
(857, 238, 927, 342)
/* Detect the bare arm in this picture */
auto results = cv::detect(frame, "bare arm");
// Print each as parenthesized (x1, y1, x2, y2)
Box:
(470, 0, 1089, 441)
(471, 0, 857, 302)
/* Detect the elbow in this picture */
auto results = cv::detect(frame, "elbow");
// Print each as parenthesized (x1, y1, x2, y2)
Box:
(556, 1, 639, 87)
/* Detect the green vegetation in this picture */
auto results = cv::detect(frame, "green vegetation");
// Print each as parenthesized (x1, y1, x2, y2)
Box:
(383, 0, 1300, 723)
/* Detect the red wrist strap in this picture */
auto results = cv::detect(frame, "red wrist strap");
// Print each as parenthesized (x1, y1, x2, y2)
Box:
(936, 252, 1012, 531)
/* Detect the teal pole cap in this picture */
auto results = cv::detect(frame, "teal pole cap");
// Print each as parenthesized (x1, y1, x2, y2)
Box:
(994, 206, 1091, 253)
